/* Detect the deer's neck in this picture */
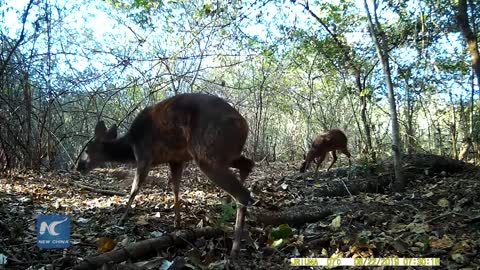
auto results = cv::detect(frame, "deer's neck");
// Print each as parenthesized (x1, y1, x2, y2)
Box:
(102, 136, 136, 163)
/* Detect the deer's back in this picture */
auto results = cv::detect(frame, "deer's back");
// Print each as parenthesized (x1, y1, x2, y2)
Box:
(126, 93, 248, 164)
(313, 129, 347, 151)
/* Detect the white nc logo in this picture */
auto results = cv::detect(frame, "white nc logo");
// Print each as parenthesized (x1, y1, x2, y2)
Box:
(39, 218, 68, 236)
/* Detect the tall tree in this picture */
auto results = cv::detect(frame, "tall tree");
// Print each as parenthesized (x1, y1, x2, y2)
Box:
(363, 0, 405, 190)
(456, 0, 480, 89)
(456, 0, 479, 160)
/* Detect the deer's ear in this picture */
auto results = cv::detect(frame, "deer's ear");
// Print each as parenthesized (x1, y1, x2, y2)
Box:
(105, 124, 118, 140)
(94, 121, 107, 139)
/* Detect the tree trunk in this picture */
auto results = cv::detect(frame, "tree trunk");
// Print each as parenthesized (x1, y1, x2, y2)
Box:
(46, 1, 53, 169)
(404, 83, 415, 154)
(459, 137, 473, 161)
(469, 71, 476, 163)
(436, 126, 444, 156)
(23, 72, 33, 167)
(448, 90, 459, 159)
(364, 0, 405, 190)
(457, 0, 479, 164)
(456, 0, 480, 90)
(356, 71, 375, 162)
(253, 74, 265, 160)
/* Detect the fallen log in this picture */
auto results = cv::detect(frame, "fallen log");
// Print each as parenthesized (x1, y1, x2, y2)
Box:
(312, 177, 391, 197)
(250, 205, 334, 226)
(73, 227, 223, 270)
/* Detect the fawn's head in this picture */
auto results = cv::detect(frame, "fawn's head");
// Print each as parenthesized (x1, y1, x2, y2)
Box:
(299, 149, 317, 173)
(77, 121, 118, 174)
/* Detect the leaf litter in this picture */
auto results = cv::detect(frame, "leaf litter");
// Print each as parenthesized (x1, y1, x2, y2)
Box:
(0, 155, 479, 269)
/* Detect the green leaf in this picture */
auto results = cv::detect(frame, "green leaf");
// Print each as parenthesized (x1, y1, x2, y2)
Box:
(360, 87, 371, 97)
(203, 3, 214, 16)
(357, 230, 372, 244)
(271, 224, 293, 240)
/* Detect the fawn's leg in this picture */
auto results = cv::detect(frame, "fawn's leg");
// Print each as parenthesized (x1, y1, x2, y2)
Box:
(326, 151, 338, 171)
(341, 148, 352, 177)
(169, 162, 184, 228)
(314, 152, 327, 173)
(314, 158, 321, 174)
(300, 159, 310, 173)
(342, 148, 352, 169)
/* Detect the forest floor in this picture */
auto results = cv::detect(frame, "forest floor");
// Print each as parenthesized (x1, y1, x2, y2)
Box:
(1, 154, 480, 270)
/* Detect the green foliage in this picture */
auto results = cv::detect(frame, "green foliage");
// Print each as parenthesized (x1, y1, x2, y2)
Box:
(269, 224, 294, 249)
(199, 2, 214, 16)
(356, 230, 372, 244)
(359, 87, 372, 98)
(217, 201, 236, 228)
(131, 0, 159, 10)
(1, 0, 479, 170)
(270, 224, 293, 240)
(104, 0, 163, 27)
(350, 156, 382, 177)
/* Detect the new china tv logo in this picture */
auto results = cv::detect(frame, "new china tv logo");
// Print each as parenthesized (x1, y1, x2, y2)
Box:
(36, 215, 70, 249)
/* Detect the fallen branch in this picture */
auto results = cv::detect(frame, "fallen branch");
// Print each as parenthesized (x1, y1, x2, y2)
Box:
(72, 181, 126, 196)
(313, 177, 391, 197)
(73, 227, 223, 270)
(250, 205, 333, 226)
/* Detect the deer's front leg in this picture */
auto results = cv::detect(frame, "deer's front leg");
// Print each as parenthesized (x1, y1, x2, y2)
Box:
(169, 162, 184, 229)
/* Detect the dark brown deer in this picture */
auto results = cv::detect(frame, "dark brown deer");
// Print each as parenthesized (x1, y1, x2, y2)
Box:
(300, 129, 352, 173)
(76, 93, 255, 256)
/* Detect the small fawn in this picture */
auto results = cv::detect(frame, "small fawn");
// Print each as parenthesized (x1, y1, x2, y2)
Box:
(300, 129, 352, 173)
(76, 93, 255, 256)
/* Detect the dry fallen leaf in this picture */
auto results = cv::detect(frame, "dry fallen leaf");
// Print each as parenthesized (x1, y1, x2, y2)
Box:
(97, 237, 116, 253)
(450, 240, 471, 254)
(437, 198, 450, 208)
(136, 215, 149, 225)
(406, 222, 429, 234)
(429, 235, 454, 249)
(331, 215, 342, 229)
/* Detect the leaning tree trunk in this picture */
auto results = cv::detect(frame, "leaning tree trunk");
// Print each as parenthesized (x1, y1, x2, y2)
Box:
(457, 0, 480, 163)
(364, 0, 405, 191)
(457, 0, 480, 90)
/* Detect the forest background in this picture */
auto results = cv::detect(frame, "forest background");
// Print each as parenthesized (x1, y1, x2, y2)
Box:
(1, 0, 479, 182)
